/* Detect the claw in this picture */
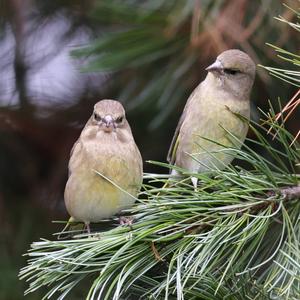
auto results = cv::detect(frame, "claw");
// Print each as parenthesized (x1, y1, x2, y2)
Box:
(119, 216, 134, 226)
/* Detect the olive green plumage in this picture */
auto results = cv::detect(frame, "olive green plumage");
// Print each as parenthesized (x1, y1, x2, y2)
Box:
(64, 99, 143, 232)
(167, 49, 256, 188)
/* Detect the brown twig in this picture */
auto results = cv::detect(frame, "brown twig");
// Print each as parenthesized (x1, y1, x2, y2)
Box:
(275, 89, 300, 122)
(151, 242, 164, 261)
(267, 88, 300, 145)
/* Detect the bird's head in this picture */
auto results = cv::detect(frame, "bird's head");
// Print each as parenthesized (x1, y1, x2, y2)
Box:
(92, 99, 126, 133)
(205, 49, 256, 99)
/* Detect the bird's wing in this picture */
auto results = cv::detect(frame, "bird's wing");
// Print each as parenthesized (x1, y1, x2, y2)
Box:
(167, 86, 199, 164)
(68, 117, 93, 176)
(167, 110, 186, 165)
(68, 139, 80, 177)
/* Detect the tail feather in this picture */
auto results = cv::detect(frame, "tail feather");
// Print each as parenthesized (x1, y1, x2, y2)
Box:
(57, 217, 86, 239)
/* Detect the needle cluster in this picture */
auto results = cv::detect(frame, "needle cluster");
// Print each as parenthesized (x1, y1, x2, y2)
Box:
(19, 113, 300, 300)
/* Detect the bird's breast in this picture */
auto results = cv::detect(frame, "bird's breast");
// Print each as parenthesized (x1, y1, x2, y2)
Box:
(81, 137, 141, 186)
(185, 95, 249, 141)
(65, 132, 142, 222)
(176, 92, 250, 172)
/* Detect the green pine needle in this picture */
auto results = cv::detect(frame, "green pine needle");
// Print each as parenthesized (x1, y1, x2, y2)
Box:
(19, 111, 300, 299)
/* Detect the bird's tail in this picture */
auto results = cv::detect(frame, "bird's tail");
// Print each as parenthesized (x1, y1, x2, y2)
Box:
(157, 171, 176, 196)
(57, 217, 86, 239)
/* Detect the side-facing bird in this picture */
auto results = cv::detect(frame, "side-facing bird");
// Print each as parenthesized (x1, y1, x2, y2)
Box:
(64, 99, 143, 233)
(167, 49, 256, 188)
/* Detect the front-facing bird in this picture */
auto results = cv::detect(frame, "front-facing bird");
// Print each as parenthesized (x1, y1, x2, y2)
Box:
(167, 49, 256, 188)
(64, 99, 143, 232)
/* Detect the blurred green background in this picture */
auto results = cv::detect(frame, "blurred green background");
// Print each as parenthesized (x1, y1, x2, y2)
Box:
(0, 0, 299, 299)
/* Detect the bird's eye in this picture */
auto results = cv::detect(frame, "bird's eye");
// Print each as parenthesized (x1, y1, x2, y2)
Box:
(224, 68, 240, 75)
(93, 112, 101, 121)
(116, 116, 124, 123)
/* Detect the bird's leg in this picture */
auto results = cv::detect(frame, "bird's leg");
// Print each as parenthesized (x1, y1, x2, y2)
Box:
(85, 222, 91, 234)
(191, 176, 198, 191)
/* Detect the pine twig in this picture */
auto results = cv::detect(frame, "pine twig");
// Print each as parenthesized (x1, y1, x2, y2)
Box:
(280, 184, 300, 200)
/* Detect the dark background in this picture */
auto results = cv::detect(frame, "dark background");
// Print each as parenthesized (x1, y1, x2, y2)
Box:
(0, 1, 299, 299)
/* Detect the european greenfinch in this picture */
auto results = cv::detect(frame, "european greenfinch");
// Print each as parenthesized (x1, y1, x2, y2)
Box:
(167, 49, 256, 188)
(64, 99, 143, 233)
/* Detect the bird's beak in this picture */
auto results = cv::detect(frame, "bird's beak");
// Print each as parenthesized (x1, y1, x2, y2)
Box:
(103, 115, 115, 132)
(205, 60, 223, 74)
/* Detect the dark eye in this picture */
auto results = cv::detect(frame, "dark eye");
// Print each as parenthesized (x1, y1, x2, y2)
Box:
(224, 69, 240, 75)
(93, 112, 101, 121)
(116, 116, 124, 123)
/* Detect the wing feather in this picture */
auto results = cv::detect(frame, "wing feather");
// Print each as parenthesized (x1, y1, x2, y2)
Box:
(167, 85, 200, 164)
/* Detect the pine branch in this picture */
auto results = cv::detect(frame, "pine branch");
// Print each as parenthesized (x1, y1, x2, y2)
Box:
(19, 3, 300, 299)
(280, 184, 300, 200)
(19, 112, 300, 299)
(259, 6, 300, 88)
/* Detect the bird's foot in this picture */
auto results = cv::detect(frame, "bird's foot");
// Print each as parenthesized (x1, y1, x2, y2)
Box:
(85, 222, 91, 234)
(119, 216, 134, 228)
